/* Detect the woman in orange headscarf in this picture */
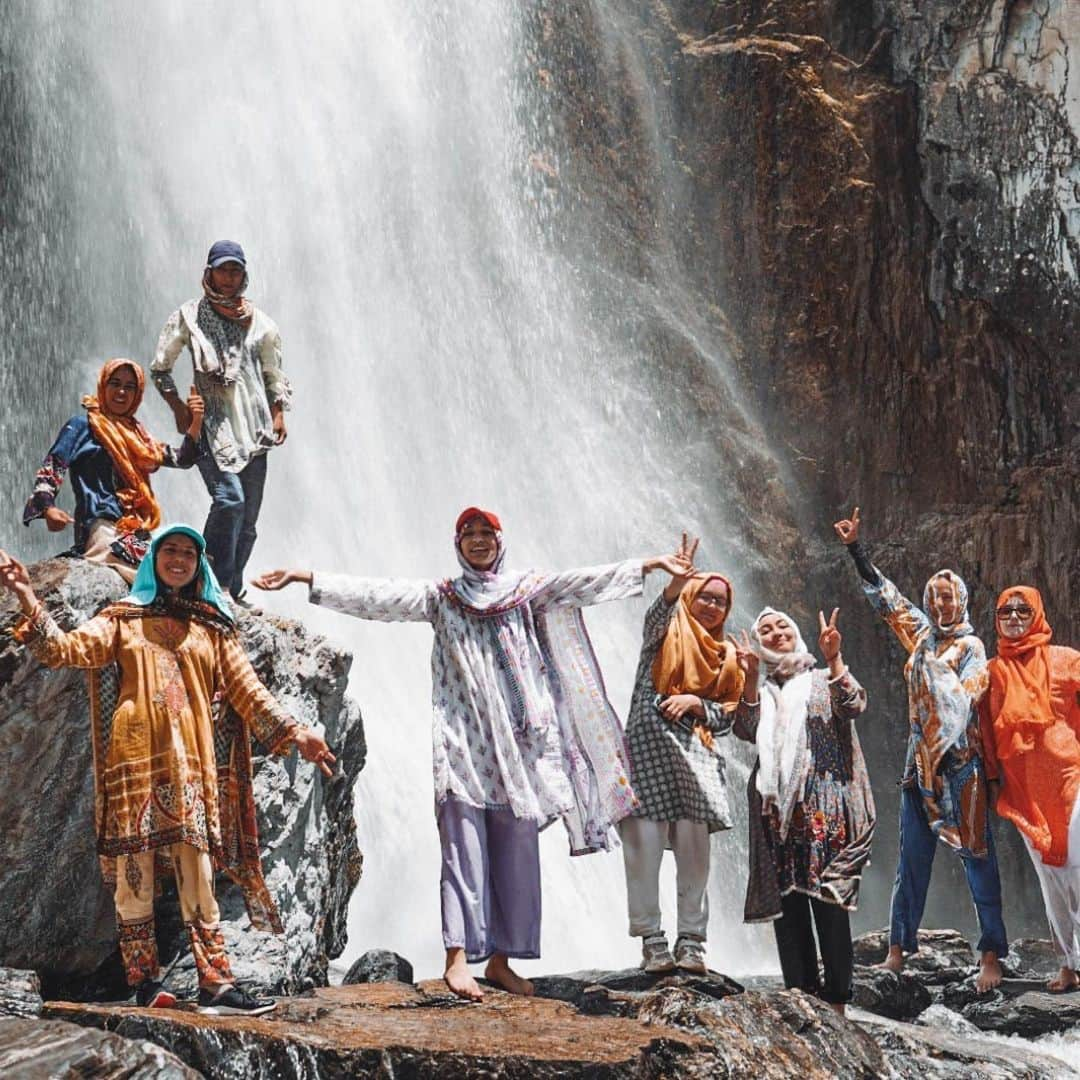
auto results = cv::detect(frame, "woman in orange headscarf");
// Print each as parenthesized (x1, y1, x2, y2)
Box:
(23, 359, 204, 582)
(981, 586, 1080, 991)
(621, 534, 745, 975)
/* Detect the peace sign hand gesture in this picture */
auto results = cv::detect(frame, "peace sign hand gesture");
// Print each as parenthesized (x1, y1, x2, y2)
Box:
(660, 533, 699, 601)
(726, 628, 760, 688)
(833, 506, 860, 545)
(817, 608, 842, 662)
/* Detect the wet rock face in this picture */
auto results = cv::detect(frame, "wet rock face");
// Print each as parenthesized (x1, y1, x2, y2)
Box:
(0, 1016, 200, 1079)
(533, 0, 1078, 937)
(0, 558, 366, 1000)
(0, 968, 43, 1019)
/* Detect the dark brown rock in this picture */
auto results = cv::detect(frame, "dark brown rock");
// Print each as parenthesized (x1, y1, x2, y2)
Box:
(342, 948, 414, 986)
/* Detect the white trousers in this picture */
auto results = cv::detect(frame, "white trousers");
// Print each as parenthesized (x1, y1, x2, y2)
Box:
(1021, 797, 1080, 968)
(84, 519, 137, 584)
(620, 816, 711, 941)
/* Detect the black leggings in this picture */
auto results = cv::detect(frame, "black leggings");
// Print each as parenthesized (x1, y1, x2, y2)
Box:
(772, 891, 853, 1004)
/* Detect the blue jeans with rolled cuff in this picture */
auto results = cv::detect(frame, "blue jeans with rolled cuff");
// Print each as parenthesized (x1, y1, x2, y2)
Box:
(196, 451, 267, 599)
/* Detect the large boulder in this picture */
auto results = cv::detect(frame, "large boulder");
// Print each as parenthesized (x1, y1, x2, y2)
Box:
(0, 558, 365, 1000)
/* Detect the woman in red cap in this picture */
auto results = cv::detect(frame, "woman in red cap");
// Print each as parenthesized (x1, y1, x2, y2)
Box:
(253, 508, 691, 1001)
(980, 586, 1080, 991)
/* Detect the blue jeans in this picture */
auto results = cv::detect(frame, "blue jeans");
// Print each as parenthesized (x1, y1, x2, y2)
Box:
(196, 452, 268, 599)
(889, 781, 1007, 957)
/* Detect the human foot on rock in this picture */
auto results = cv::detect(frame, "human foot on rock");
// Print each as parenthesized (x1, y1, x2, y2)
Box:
(975, 951, 1002, 993)
(444, 948, 483, 1002)
(1047, 966, 1079, 993)
(877, 945, 904, 974)
(484, 954, 534, 996)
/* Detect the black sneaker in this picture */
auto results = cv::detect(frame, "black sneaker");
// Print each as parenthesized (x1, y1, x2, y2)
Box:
(197, 985, 276, 1016)
(231, 591, 261, 614)
(135, 979, 177, 1009)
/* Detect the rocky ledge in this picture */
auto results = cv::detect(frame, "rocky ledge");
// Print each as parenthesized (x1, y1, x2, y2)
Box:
(0, 960, 1072, 1079)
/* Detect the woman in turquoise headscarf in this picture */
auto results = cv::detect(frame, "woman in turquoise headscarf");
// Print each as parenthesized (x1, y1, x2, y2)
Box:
(0, 525, 334, 1015)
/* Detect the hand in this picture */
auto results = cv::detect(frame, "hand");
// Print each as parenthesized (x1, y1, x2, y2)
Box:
(726, 628, 760, 690)
(663, 533, 699, 600)
(251, 568, 313, 591)
(658, 694, 704, 723)
(818, 608, 844, 676)
(272, 407, 288, 445)
(185, 387, 205, 439)
(833, 506, 860, 545)
(293, 727, 337, 778)
(43, 507, 74, 533)
(646, 552, 696, 578)
(0, 550, 38, 613)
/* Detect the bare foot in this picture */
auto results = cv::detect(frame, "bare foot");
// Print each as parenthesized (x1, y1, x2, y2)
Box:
(877, 945, 904, 974)
(975, 950, 1002, 993)
(444, 948, 483, 1002)
(484, 954, 535, 997)
(1047, 966, 1079, 993)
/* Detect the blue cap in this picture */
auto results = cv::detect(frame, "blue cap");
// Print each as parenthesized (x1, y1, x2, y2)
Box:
(206, 240, 246, 268)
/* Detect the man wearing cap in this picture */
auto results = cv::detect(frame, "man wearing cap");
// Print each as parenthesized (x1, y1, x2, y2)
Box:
(151, 241, 291, 606)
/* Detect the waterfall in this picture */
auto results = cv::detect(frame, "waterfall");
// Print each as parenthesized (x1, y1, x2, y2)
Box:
(0, 0, 779, 978)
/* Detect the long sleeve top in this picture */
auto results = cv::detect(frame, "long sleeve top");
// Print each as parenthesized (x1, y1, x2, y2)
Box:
(152, 299, 292, 474)
(23, 415, 198, 552)
(624, 594, 739, 830)
(308, 560, 643, 845)
(736, 668, 875, 920)
(18, 603, 295, 859)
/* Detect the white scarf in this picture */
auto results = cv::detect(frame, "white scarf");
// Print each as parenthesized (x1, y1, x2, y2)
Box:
(752, 607, 818, 840)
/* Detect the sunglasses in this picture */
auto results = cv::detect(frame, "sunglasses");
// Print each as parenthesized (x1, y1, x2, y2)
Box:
(996, 605, 1034, 619)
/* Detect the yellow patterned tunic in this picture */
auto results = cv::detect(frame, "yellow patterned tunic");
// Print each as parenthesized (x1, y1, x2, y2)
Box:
(20, 602, 294, 874)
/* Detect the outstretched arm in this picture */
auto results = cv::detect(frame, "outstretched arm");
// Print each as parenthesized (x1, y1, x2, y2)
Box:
(531, 551, 694, 611)
(833, 506, 928, 654)
(253, 568, 437, 623)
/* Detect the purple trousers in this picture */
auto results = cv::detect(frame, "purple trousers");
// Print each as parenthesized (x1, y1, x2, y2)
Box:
(438, 797, 542, 962)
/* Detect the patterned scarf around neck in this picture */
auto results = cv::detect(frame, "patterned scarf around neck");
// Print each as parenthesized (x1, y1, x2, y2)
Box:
(202, 266, 253, 326)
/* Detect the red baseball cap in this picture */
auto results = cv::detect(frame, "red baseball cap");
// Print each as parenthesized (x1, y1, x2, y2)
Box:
(455, 507, 502, 534)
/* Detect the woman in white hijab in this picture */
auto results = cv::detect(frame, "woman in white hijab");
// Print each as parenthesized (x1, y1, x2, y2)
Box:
(730, 606, 875, 1014)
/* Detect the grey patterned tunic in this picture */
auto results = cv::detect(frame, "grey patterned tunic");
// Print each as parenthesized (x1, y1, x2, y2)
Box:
(625, 595, 737, 830)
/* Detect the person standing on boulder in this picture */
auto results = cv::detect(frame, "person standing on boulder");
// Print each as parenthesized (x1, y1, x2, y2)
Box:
(980, 586, 1080, 992)
(620, 534, 745, 975)
(729, 607, 875, 1015)
(252, 508, 692, 1001)
(151, 240, 291, 607)
(23, 358, 204, 583)
(0, 525, 334, 1014)
(834, 508, 1006, 992)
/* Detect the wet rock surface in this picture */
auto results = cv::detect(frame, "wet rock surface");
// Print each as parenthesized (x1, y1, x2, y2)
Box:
(27, 966, 1073, 1079)
(0, 968, 42, 1019)
(342, 948, 414, 986)
(0, 558, 366, 1001)
(0, 1016, 200, 1079)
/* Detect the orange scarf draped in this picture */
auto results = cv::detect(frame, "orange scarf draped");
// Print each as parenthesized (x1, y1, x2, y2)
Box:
(989, 586, 1055, 760)
(82, 359, 165, 535)
(652, 574, 744, 748)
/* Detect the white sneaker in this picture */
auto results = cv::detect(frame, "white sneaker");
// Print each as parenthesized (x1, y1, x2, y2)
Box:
(674, 936, 708, 974)
(641, 934, 676, 973)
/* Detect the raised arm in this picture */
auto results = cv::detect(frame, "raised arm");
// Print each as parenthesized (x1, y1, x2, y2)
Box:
(252, 568, 437, 623)
(833, 507, 928, 655)
(1, 549, 118, 668)
(531, 551, 696, 612)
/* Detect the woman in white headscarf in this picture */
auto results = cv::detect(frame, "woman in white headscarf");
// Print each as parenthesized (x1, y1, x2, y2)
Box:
(730, 606, 874, 1014)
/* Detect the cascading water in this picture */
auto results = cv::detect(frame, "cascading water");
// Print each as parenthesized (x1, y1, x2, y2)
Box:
(0, 1, 779, 979)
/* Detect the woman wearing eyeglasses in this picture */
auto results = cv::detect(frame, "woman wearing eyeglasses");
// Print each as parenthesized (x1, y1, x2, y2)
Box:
(980, 587, 1080, 992)
(23, 359, 204, 583)
(620, 534, 745, 975)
